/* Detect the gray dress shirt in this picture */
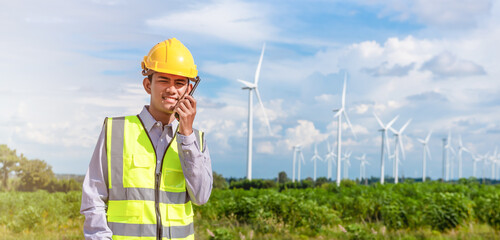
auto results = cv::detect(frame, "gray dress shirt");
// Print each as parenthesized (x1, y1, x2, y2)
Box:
(80, 106, 213, 239)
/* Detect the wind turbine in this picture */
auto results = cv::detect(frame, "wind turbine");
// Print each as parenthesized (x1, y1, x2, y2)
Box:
(374, 113, 399, 184)
(471, 152, 483, 178)
(310, 143, 323, 181)
(332, 73, 356, 186)
(325, 141, 337, 180)
(489, 148, 498, 179)
(238, 43, 272, 180)
(296, 146, 306, 181)
(417, 130, 432, 182)
(457, 135, 470, 179)
(292, 145, 298, 182)
(389, 119, 412, 184)
(342, 151, 352, 179)
(444, 132, 455, 181)
(355, 154, 369, 180)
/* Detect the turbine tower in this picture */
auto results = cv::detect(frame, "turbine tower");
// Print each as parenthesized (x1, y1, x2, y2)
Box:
(489, 148, 498, 179)
(296, 145, 306, 181)
(457, 135, 470, 179)
(471, 152, 483, 178)
(342, 151, 352, 179)
(444, 132, 455, 181)
(310, 143, 323, 181)
(332, 73, 356, 186)
(325, 141, 337, 180)
(355, 154, 369, 180)
(374, 113, 399, 184)
(389, 119, 412, 184)
(417, 130, 432, 182)
(238, 43, 272, 180)
(292, 145, 298, 182)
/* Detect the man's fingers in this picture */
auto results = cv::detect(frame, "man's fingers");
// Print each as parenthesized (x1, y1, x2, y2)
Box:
(184, 95, 197, 108)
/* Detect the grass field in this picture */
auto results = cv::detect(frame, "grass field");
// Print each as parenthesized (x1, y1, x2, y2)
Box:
(1, 180, 499, 239)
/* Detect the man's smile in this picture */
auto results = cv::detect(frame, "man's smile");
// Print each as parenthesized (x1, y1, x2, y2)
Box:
(161, 95, 178, 104)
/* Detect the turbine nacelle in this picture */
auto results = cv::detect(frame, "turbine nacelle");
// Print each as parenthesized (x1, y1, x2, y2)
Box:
(238, 79, 256, 89)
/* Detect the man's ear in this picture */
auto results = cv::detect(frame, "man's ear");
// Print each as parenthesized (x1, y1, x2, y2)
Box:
(143, 77, 151, 94)
(187, 83, 193, 94)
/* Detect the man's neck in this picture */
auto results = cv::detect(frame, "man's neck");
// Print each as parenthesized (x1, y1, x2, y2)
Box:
(147, 106, 176, 125)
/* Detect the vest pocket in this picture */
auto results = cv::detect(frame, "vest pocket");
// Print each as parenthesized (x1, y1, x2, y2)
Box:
(160, 202, 194, 226)
(123, 154, 155, 188)
(107, 200, 145, 224)
(161, 168, 186, 192)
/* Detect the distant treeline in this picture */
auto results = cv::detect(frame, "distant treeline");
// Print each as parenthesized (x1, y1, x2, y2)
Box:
(212, 170, 500, 190)
(0, 145, 82, 192)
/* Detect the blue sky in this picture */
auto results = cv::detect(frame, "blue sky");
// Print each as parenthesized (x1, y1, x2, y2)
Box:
(1, 0, 499, 181)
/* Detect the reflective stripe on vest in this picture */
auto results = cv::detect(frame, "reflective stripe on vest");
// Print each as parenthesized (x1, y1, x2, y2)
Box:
(105, 115, 203, 239)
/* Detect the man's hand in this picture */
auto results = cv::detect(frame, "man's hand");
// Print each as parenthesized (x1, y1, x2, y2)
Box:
(176, 95, 196, 136)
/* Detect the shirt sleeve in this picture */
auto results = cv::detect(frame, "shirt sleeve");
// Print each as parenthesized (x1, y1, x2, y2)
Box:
(80, 122, 113, 239)
(176, 131, 213, 205)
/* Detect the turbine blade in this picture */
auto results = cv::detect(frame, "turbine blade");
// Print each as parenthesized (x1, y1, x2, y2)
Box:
(343, 111, 357, 139)
(425, 130, 433, 143)
(399, 136, 406, 160)
(238, 79, 255, 88)
(333, 108, 343, 118)
(254, 43, 266, 85)
(254, 88, 272, 135)
(400, 119, 412, 133)
(425, 145, 432, 161)
(386, 115, 399, 129)
(389, 127, 398, 135)
(449, 146, 456, 156)
(385, 131, 391, 157)
(373, 112, 385, 128)
(341, 73, 347, 108)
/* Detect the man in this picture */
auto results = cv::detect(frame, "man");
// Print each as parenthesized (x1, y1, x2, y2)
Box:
(80, 38, 213, 240)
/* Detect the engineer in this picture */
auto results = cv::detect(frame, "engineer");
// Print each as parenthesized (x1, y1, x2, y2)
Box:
(80, 38, 213, 240)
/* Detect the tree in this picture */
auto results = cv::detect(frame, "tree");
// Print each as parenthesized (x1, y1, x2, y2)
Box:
(0, 145, 19, 189)
(16, 157, 54, 191)
(278, 171, 289, 184)
(212, 171, 229, 189)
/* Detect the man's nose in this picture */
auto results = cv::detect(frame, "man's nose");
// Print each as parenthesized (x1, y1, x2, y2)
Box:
(164, 84, 177, 94)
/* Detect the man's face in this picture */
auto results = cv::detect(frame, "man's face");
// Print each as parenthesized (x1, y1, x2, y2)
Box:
(144, 72, 191, 114)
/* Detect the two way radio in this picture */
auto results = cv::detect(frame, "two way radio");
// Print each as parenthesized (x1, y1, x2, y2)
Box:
(174, 76, 201, 120)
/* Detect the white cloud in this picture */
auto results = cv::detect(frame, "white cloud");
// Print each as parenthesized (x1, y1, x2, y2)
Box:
(256, 141, 274, 154)
(420, 51, 486, 78)
(356, 0, 493, 28)
(326, 121, 369, 136)
(315, 94, 335, 102)
(280, 120, 329, 149)
(354, 104, 370, 114)
(146, 0, 277, 47)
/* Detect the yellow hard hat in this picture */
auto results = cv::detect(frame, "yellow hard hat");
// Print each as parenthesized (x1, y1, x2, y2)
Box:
(141, 38, 198, 79)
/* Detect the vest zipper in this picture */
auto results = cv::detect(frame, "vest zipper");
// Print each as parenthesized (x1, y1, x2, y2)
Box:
(155, 128, 179, 240)
(155, 171, 162, 240)
(137, 115, 179, 240)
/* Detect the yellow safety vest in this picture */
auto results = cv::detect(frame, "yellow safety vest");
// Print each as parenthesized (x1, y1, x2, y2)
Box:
(104, 115, 203, 240)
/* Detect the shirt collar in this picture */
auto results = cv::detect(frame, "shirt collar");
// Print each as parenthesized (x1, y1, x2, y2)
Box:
(138, 105, 179, 133)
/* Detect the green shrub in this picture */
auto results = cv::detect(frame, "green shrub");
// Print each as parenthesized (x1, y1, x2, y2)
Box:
(475, 193, 500, 230)
(424, 192, 472, 232)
